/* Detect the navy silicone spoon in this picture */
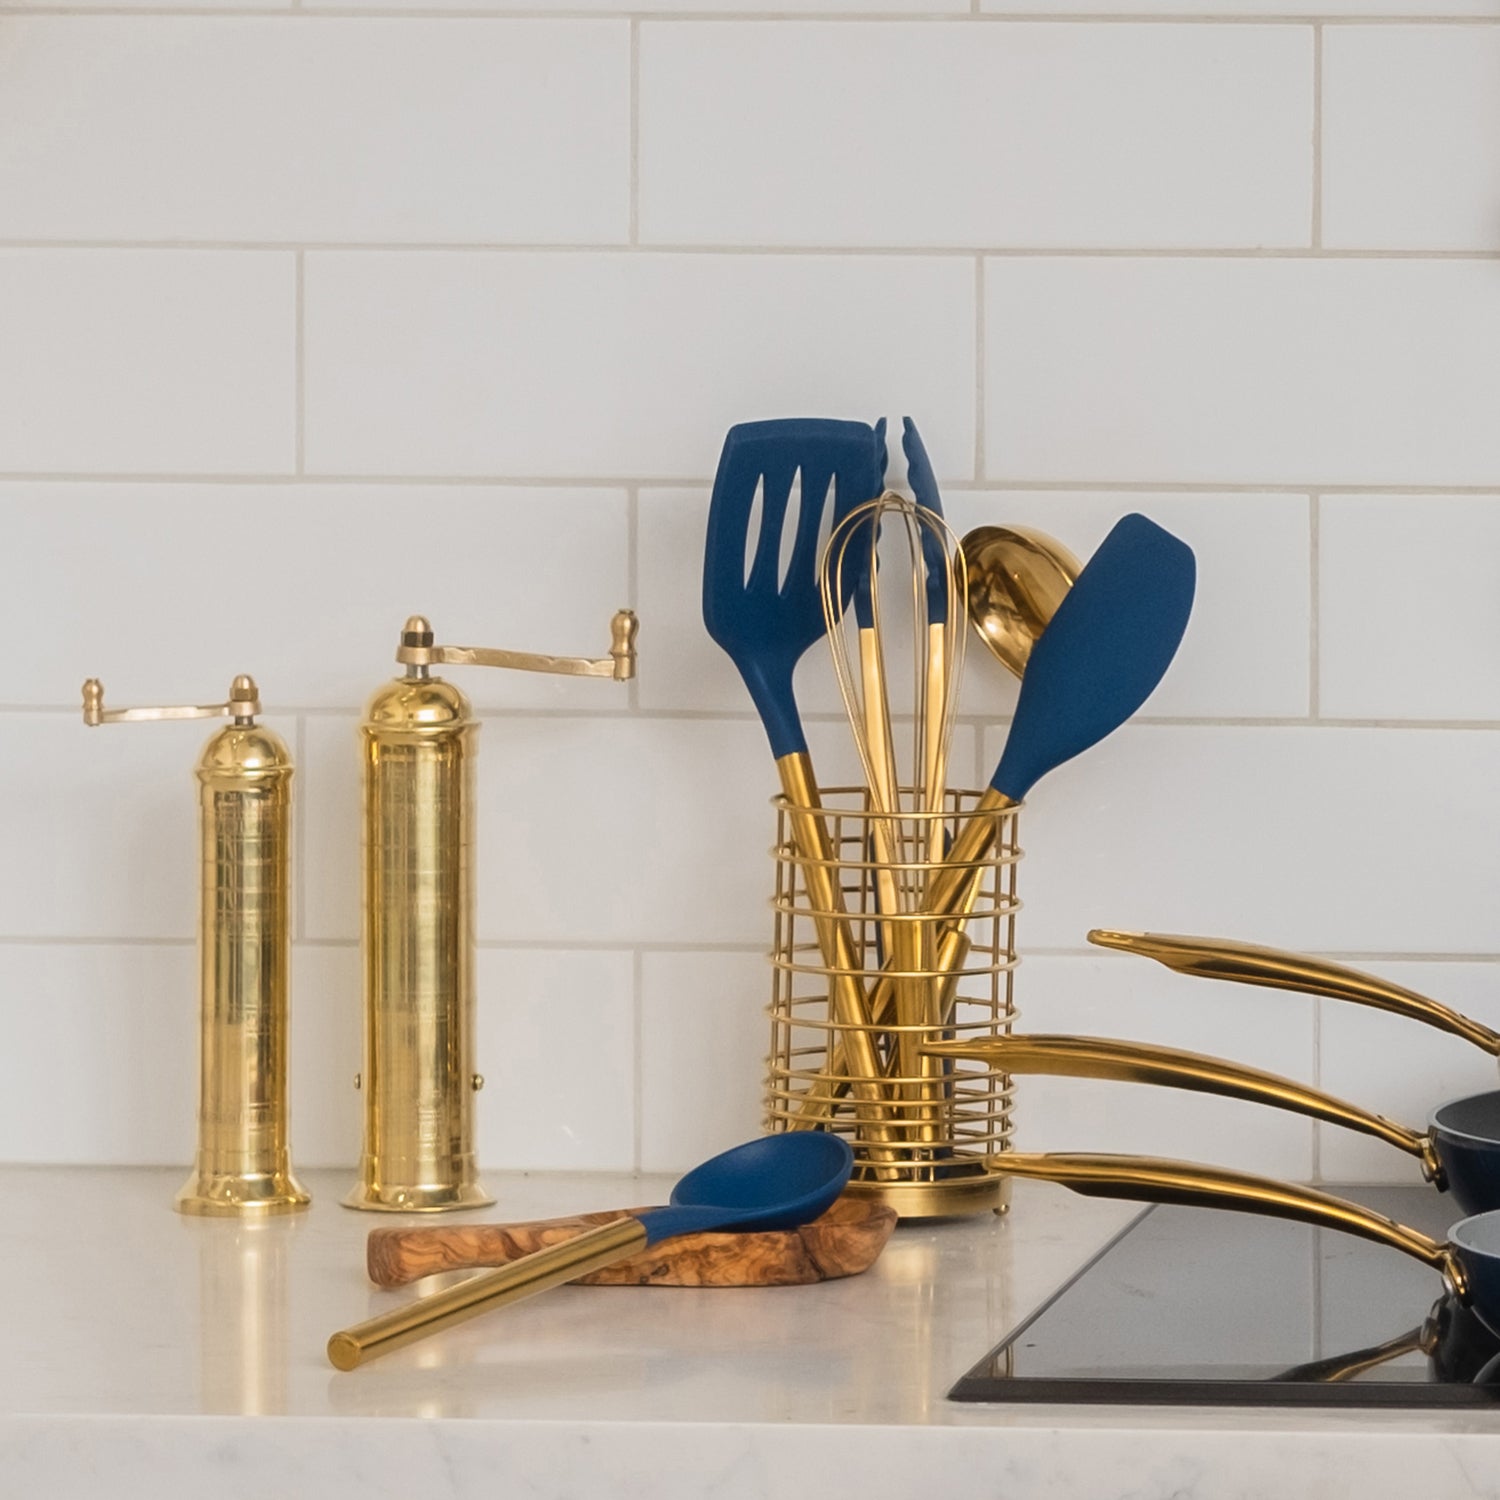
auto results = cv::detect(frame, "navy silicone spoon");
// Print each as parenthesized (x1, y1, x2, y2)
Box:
(328, 1132, 854, 1369)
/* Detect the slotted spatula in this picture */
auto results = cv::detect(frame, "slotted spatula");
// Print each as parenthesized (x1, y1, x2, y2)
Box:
(703, 418, 892, 1135)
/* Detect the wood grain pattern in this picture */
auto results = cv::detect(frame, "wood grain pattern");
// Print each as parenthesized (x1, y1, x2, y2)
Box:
(366, 1194, 896, 1289)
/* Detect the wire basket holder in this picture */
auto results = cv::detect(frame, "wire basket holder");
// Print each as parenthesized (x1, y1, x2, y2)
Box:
(766, 785, 1021, 1219)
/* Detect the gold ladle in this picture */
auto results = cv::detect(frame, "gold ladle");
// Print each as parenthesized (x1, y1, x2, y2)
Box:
(961, 525, 1081, 678)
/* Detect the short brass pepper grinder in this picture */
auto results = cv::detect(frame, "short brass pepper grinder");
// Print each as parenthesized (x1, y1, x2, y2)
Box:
(82, 675, 309, 1216)
(348, 609, 638, 1212)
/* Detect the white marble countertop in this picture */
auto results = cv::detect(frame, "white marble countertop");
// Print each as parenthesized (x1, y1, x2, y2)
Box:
(4, 1165, 1500, 1499)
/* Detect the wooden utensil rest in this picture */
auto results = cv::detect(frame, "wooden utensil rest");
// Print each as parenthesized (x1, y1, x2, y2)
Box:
(367, 1194, 896, 1289)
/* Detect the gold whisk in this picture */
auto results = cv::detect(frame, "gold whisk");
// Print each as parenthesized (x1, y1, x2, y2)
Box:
(819, 491, 968, 1138)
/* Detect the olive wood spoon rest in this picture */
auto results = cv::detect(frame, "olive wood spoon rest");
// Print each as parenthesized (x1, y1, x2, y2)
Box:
(367, 1193, 897, 1289)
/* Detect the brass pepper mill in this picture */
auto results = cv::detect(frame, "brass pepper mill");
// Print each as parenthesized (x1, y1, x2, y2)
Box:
(82, 675, 309, 1216)
(347, 609, 638, 1213)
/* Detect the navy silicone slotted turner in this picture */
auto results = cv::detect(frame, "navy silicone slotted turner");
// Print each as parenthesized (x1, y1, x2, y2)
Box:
(702, 417, 898, 1139)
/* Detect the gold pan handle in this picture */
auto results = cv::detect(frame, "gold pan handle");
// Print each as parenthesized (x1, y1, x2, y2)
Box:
(1088, 929, 1500, 1058)
(923, 1034, 1442, 1183)
(999, 1151, 1464, 1296)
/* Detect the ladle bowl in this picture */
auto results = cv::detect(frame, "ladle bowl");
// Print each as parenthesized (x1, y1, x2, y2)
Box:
(962, 524, 1082, 679)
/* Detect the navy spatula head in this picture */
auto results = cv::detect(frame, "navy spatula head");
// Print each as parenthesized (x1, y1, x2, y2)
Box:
(992, 512, 1196, 802)
(900, 416, 952, 627)
(703, 419, 886, 760)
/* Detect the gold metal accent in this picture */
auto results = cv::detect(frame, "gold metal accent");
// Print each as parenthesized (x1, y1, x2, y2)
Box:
(328, 1216, 649, 1370)
(1089, 929, 1500, 1056)
(998, 1151, 1469, 1300)
(820, 495, 970, 1141)
(347, 610, 635, 1213)
(962, 524, 1081, 679)
(396, 608, 638, 681)
(924, 1033, 1445, 1184)
(767, 784, 1020, 1214)
(82, 677, 307, 1216)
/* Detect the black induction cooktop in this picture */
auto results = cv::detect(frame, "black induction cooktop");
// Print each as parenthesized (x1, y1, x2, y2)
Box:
(950, 1185, 1500, 1407)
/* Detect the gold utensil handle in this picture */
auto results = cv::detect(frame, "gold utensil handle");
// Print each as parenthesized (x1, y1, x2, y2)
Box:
(774, 753, 898, 1154)
(1088, 929, 1500, 1057)
(924, 1034, 1440, 1180)
(791, 789, 1012, 1126)
(1270, 1323, 1431, 1384)
(999, 1151, 1463, 1293)
(328, 1216, 649, 1370)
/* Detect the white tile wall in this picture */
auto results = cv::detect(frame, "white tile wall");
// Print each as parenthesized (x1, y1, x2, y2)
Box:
(5, 7, 1500, 1192)
(0, 19, 630, 244)
(639, 23, 1313, 249)
(1323, 27, 1500, 252)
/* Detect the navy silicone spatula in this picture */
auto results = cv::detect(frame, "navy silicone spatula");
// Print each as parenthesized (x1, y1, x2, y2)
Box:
(853, 511, 1197, 1037)
(702, 418, 896, 1134)
(328, 1132, 853, 1369)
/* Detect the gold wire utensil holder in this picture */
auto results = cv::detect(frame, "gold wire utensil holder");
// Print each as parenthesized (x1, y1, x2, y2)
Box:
(766, 786, 1021, 1218)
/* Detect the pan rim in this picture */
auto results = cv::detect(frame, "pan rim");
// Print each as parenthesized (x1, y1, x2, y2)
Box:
(1430, 1088, 1500, 1147)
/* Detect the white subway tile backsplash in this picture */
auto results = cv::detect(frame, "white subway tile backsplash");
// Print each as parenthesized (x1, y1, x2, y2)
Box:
(0, 944, 196, 1165)
(985, 258, 1500, 488)
(0, 484, 630, 712)
(1013, 954, 1316, 1180)
(1324, 27, 1500, 252)
(287, 943, 363, 1172)
(641, 24, 1311, 251)
(4, 8, 1499, 1178)
(0, 251, 293, 475)
(0, 713, 197, 940)
(302, 713, 780, 946)
(1320, 495, 1500, 722)
(476, 947, 637, 1172)
(303, 253, 974, 479)
(640, 949, 767, 1174)
(1317, 961, 1500, 1186)
(993, 724, 1500, 956)
(0, 19, 628, 245)
(942, 491, 1312, 721)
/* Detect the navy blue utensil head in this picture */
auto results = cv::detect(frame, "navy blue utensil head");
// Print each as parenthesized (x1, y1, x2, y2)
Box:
(703, 419, 885, 760)
(901, 417, 951, 626)
(991, 512, 1195, 802)
(635, 1132, 854, 1246)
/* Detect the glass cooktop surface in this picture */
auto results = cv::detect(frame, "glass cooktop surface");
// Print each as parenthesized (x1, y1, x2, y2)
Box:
(951, 1185, 1500, 1407)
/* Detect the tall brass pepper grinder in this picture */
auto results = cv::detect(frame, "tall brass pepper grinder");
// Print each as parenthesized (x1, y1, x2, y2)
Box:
(82, 675, 309, 1216)
(347, 609, 638, 1212)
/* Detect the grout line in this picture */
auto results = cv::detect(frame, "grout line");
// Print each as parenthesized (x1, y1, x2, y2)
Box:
(4, 9, 1498, 23)
(626, 485, 642, 713)
(1310, 997, 1323, 1183)
(1308, 493, 1321, 718)
(4, 241, 1500, 259)
(973, 256, 986, 480)
(294, 250, 306, 476)
(15, 702, 1500, 730)
(7, 932, 1500, 962)
(5, 472, 1500, 496)
(1310, 23, 1323, 250)
(629, 19, 641, 247)
(295, 714, 308, 941)
(632, 948, 644, 1172)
